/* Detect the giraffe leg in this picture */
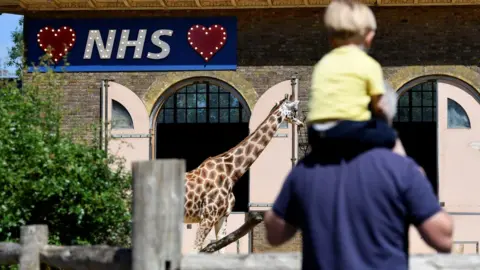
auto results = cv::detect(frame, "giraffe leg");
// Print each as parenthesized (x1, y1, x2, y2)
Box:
(192, 217, 215, 253)
(214, 216, 228, 254)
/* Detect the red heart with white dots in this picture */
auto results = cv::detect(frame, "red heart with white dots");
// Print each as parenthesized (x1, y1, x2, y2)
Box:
(187, 24, 227, 62)
(37, 26, 76, 63)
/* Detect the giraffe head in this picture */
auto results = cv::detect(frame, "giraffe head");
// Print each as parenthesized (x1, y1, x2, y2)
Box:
(273, 94, 304, 127)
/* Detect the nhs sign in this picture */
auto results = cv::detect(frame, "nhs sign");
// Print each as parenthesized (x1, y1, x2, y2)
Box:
(25, 17, 237, 72)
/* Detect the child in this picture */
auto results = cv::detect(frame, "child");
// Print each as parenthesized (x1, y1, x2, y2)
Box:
(306, 0, 398, 155)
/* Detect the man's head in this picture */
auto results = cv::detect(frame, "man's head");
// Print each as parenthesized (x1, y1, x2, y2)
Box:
(379, 81, 398, 125)
(324, 0, 377, 50)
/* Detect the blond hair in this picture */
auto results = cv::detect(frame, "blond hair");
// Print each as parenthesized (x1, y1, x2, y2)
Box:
(324, 0, 377, 41)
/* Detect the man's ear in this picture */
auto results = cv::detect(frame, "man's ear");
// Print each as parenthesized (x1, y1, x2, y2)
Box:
(365, 30, 375, 48)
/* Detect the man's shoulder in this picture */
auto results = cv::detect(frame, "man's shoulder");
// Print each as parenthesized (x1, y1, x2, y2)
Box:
(358, 148, 417, 171)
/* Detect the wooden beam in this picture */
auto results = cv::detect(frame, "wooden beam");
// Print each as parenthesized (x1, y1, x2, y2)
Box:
(87, 0, 97, 8)
(19, 225, 48, 270)
(18, 0, 27, 9)
(304, 0, 310, 5)
(51, 0, 60, 8)
(195, 0, 202, 7)
(231, 0, 237, 5)
(132, 159, 185, 270)
(158, 0, 167, 6)
(267, 0, 273, 6)
(0, 242, 21, 265)
(123, 0, 132, 7)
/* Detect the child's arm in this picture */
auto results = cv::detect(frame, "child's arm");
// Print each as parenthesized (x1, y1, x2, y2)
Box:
(367, 61, 389, 121)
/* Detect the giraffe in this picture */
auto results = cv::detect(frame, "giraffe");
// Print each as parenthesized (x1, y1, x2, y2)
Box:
(183, 94, 304, 253)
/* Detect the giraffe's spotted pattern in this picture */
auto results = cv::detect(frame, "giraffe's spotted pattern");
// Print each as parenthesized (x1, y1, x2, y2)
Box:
(182, 97, 301, 253)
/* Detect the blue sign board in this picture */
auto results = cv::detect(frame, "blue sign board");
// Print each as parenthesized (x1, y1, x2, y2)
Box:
(25, 17, 237, 72)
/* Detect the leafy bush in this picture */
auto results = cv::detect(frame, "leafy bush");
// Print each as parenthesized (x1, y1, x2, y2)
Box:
(0, 60, 132, 248)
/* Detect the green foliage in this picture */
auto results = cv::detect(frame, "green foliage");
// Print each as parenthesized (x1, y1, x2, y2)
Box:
(6, 17, 25, 79)
(0, 56, 132, 249)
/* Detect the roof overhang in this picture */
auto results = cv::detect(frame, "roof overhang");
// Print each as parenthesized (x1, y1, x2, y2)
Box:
(1, 0, 479, 14)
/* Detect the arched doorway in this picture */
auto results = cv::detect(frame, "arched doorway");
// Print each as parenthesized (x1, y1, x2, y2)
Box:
(154, 78, 251, 212)
(394, 79, 438, 195)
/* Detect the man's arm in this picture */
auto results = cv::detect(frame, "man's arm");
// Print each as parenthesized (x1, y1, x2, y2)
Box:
(264, 169, 301, 246)
(264, 210, 298, 246)
(403, 159, 454, 253)
(367, 61, 388, 121)
(417, 211, 453, 253)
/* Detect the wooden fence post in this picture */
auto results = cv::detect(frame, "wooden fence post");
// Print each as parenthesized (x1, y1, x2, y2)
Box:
(132, 159, 185, 270)
(19, 225, 48, 270)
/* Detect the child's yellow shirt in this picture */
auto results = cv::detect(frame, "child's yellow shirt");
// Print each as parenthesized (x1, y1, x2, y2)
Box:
(307, 45, 386, 123)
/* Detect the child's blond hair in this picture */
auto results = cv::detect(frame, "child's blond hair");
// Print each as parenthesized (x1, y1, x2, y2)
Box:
(324, 0, 377, 41)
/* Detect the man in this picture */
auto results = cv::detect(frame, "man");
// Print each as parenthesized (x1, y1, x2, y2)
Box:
(264, 83, 453, 270)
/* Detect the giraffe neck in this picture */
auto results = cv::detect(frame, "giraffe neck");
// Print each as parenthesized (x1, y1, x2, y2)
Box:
(223, 110, 285, 183)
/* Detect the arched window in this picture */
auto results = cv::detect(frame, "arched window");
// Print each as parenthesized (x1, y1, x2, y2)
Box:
(111, 100, 134, 129)
(157, 82, 249, 124)
(447, 98, 471, 129)
(394, 80, 436, 123)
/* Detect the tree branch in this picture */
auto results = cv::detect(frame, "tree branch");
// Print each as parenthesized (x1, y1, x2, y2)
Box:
(200, 211, 264, 253)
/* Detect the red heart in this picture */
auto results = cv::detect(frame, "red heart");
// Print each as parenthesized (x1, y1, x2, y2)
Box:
(187, 24, 227, 62)
(37, 26, 76, 63)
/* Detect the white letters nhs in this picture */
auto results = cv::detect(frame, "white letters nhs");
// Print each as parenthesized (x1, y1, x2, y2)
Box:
(83, 29, 173, 60)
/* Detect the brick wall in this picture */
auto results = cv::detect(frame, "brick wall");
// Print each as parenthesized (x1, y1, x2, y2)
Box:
(24, 6, 480, 251)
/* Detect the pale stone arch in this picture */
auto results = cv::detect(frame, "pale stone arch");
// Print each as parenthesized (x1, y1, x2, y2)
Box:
(143, 71, 258, 115)
(387, 65, 480, 96)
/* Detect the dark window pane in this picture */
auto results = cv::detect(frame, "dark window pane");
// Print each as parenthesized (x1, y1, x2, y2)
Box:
(422, 107, 433, 122)
(176, 94, 186, 108)
(164, 109, 174, 123)
(178, 87, 186, 93)
(393, 114, 398, 122)
(164, 96, 174, 108)
(399, 94, 409, 106)
(209, 94, 218, 107)
(209, 108, 218, 123)
(198, 108, 207, 123)
(187, 94, 196, 108)
(197, 84, 207, 93)
(187, 109, 196, 123)
(412, 92, 421, 106)
(219, 94, 229, 108)
(219, 87, 228, 93)
(423, 82, 433, 91)
(399, 107, 409, 122)
(176, 109, 186, 123)
(412, 108, 422, 122)
(230, 108, 239, 122)
(187, 84, 196, 93)
(422, 92, 433, 106)
(210, 84, 219, 92)
(197, 94, 207, 108)
(242, 109, 249, 123)
(157, 110, 164, 123)
(448, 98, 471, 128)
(219, 109, 229, 123)
(230, 95, 239, 107)
(111, 100, 134, 129)
(433, 91, 437, 106)
(412, 85, 421, 91)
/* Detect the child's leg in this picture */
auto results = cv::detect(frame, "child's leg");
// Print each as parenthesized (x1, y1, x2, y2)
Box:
(323, 118, 397, 151)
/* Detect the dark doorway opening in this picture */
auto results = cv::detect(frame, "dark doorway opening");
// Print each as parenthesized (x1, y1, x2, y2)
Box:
(156, 81, 250, 212)
(393, 80, 438, 196)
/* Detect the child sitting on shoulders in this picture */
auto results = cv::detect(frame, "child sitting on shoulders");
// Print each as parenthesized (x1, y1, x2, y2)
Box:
(306, 0, 398, 156)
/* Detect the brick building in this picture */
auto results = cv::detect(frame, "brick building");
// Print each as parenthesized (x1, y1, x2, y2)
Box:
(2, 0, 480, 255)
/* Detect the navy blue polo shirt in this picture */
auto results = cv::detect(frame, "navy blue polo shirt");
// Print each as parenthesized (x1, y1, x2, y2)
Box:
(272, 148, 441, 270)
